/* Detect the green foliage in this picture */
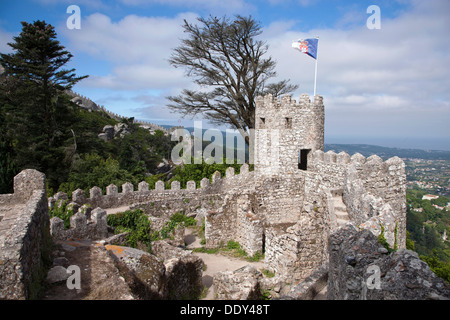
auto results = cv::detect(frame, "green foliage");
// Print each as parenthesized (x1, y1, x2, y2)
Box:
(226, 240, 241, 250)
(0, 135, 18, 193)
(107, 209, 151, 251)
(58, 153, 140, 196)
(247, 251, 264, 262)
(49, 200, 74, 229)
(0, 20, 87, 190)
(151, 212, 196, 242)
(170, 212, 197, 227)
(406, 189, 450, 282)
(406, 231, 415, 251)
(261, 269, 275, 278)
(406, 189, 450, 263)
(420, 250, 450, 283)
(377, 224, 394, 253)
(167, 157, 249, 188)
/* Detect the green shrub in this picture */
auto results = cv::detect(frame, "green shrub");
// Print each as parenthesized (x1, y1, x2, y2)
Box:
(49, 200, 74, 229)
(226, 240, 241, 250)
(107, 209, 151, 250)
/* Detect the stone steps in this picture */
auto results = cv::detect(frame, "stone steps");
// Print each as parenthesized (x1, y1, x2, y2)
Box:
(332, 193, 350, 228)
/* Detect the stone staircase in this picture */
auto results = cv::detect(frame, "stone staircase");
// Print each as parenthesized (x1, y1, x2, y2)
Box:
(331, 191, 350, 228)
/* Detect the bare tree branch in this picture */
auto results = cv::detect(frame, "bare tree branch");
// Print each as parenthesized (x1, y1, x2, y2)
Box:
(167, 15, 298, 146)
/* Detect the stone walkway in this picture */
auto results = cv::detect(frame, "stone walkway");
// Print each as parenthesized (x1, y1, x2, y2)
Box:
(332, 193, 350, 227)
(184, 228, 265, 300)
(0, 203, 26, 242)
(42, 239, 135, 300)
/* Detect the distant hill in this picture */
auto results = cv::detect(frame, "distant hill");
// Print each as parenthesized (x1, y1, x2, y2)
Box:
(325, 144, 450, 161)
(165, 126, 450, 161)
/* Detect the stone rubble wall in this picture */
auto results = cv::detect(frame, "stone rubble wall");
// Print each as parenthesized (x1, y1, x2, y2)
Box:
(0, 170, 52, 300)
(328, 225, 450, 300)
(58, 164, 253, 211)
(309, 150, 407, 249)
(50, 207, 108, 241)
(214, 265, 263, 300)
(106, 240, 204, 300)
(343, 154, 407, 249)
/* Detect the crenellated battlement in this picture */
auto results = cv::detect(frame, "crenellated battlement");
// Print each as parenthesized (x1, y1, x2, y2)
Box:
(51, 164, 254, 211)
(255, 93, 324, 110)
(0, 93, 410, 294)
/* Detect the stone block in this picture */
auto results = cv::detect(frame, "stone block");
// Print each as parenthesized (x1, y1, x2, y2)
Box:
(106, 184, 118, 196)
(90, 186, 102, 199)
(138, 181, 149, 192)
(186, 180, 196, 191)
(211, 171, 221, 184)
(122, 182, 133, 194)
(155, 180, 165, 192)
(72, 189, 86, 204)
(225, 167, 235, 178)
(13, 169, 46, 202)
(200, 178, 209, 189)
(171, 180, 180, 191)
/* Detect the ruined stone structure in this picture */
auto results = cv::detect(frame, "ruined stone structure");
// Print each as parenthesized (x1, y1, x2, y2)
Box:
(55, 93, 407, 285)
(0, 170, 51, 299)
(1, 93, 412, 300)
(327, 225, 449, 299)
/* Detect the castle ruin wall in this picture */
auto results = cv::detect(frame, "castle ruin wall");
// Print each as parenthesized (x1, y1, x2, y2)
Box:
(0, 170, 51, 300)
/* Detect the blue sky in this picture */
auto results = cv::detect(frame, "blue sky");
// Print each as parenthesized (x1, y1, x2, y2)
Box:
(1, 0, 449, 150)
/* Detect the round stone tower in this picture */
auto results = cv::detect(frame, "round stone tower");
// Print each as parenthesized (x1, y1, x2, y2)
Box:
(254, 93, 324, 175)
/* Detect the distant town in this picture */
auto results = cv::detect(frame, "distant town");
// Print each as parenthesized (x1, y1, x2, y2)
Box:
(405, 159, 450, 197)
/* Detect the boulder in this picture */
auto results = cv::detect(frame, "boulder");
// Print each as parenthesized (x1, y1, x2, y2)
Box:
(213, 265, 262, 300)
(46, 266, 69, 284)
(105, 245, 166, 299)
(328, 225, 450, 300)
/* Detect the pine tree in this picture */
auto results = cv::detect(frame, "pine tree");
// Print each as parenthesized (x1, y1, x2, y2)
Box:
(0, 20, 87, 189)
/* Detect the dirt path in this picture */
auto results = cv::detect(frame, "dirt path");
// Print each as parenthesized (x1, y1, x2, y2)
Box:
(43, 228, 266, 300)
(42, 239, 135, 300)
(184, 228, 265, 300)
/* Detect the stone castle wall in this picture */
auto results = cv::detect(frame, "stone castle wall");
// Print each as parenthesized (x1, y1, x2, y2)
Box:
(328, 225, 449, 300)
(64, 164, 254, 212)
(49, 93, 407, 287)
(308, 149, 407, 249)
(0, 170, 51, 300)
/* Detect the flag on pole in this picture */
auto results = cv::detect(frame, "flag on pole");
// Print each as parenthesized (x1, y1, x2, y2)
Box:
(292, 37, 319, 96)
(291, 38, 318, 59)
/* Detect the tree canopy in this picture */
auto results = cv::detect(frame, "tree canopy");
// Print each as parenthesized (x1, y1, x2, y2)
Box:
(168, 15, 298, 145)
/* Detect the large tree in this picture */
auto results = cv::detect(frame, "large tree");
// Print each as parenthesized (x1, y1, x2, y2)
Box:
(168, 15, 298, 145)
(0, 20, 87, 188)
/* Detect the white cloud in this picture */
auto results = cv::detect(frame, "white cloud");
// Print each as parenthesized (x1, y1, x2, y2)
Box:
(263, 0, 450, 142)
(58, 0, 449, 147)
(0, 28, 17, 54)
(118, 0, 252, 13)
(62, 12, 198, 91)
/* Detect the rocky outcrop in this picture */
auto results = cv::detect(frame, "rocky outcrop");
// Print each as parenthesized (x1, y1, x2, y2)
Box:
(106, 245, 166, 300)
(106, 241, 204, 300)
(98, 123, 131, 141)
(213, 265, 263, 300)
(328, 225, 450, 300)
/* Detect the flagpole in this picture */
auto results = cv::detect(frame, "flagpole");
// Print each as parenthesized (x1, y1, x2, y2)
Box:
(313, 36, 319, 97)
